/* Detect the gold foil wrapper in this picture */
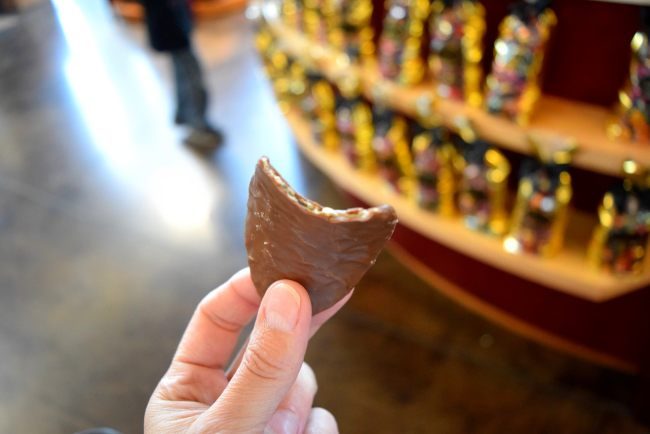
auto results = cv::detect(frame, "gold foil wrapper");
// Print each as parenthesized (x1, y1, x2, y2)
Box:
(259, 40, 293, 112)
(484, 5, 556, 125)
(309, 77, 339, 151)
(455, 119, 510, 235)
(411, 124, 457, 216)
(331, 0, 375, 63)
(336, 79, 375, 171)
(254, 25, 273, 55)
(255, 21, 278, 77)
(377, 0, 429, 85)
(281, 0, 303, 30)
(371, 109, 415, 193)
(588, 160, 650, 274)
(288, 61, 307, 100)
(429, 0, 485, 107)
(504, 139, 575, 257)
(608, 32, 650, 143)
(303, 0, 336, 44)
(260, 44, 306, 113)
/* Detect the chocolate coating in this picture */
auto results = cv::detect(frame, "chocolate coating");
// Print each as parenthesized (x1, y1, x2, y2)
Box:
(245, 157, 398, 314)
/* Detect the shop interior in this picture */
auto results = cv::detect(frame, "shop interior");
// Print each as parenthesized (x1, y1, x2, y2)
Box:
(0, 0, 649, 432)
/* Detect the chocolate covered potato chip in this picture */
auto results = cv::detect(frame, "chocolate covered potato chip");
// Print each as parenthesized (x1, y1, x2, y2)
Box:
(245, 157, 398, 314)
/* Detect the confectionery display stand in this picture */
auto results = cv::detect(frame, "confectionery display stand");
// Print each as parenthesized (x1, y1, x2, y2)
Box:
(253, 0, 650, 375)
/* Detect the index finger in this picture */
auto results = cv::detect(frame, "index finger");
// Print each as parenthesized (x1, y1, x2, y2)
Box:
(173, 268, 260, 371)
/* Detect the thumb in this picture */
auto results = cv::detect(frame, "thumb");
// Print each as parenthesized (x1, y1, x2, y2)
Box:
(194, 280, 312, 433)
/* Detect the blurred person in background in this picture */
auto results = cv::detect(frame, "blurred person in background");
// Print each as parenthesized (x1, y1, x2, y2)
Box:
(141, 0, 223, 149)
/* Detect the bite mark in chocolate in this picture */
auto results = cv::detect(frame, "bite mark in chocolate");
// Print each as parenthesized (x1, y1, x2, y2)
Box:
(245, 157, 398, 314)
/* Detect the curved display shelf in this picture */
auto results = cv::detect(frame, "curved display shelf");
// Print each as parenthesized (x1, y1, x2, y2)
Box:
(270, 22, 650, 178)
(112, 0, 246, 20)
(285, 110, 650, 302)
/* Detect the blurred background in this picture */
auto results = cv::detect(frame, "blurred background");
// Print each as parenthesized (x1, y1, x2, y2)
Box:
(1, 0, 650, 432)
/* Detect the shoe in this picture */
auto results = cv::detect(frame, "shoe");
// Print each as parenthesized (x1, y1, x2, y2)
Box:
(183, 126, 224, 151)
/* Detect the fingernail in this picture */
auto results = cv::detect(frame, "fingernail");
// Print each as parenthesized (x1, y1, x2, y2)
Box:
(263, 282, 300, 332)
(266, 409, 300, 434)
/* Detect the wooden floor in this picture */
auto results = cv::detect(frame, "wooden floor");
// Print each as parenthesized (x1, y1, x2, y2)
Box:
(0, 2, 647, 433)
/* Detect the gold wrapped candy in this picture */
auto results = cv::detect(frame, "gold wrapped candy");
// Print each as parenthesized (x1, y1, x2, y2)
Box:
(504, 137, 575, 257)
(254, 20, 278, 76)
(371, 107, 415, 192)
(302, 0, 320, 40)
(302, 71, 339, 151)
(608, 31, 650, 143)
(260, 43, 293, 111)
(254, 22, 273, 54)
(288, 60, 307, 101)
(484, 1, 556, 125)
(455, 119, 510, 235)
(281, 0, 303, 30)
(331, 0, 375, 63)
(335, 77, 375, 171)
(377, 0, 429, 84)
(429, 0, 485, 107)
(588, 160, 650, 275)
(303, 0, 335, 44)
(411, 122, 457, 216)
(297, 67, 317, 119)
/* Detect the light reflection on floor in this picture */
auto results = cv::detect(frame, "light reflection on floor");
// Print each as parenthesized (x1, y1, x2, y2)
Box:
(49, 0, 311, 241)
(51, 0, 223, 239)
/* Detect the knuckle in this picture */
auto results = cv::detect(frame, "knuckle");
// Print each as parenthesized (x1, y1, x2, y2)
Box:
(199, 301, 243, 333)
(241, 339, 289, 382)
(155, 363, 194, 401)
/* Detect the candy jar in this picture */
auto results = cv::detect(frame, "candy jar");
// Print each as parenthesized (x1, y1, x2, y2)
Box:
(254, 18, 273, 57)
(335, 77, 375, 171)
(287, 60, 307, 105)
(455, 119, 510, 235)
(303, 0, 320, 41)
(608, 13, 650, 143)
(429, 0, 485, 106)
(281, 0, 303, 30)
(332, 0, 375, 63)
(256, 29, 280, 78)
(263, 46, 293, 112)
(311, 73, 339, 151)
(504, 138, 575, 257)
(588, 160, 650, 274)
(303, 0, 333, 44)
(484, 0, 556, 125)
(411, 121, 457, 216)
(377, 0, 429, 85)
(371, 106, 414, 192)
(298, 69, 317, 119)
(319, 0, 338, 45)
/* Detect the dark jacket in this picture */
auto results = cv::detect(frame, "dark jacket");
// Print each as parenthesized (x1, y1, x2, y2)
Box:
(141, 0, 193, 52)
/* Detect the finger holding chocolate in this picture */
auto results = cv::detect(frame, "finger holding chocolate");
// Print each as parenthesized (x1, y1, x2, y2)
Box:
(245, 157, 398, 314)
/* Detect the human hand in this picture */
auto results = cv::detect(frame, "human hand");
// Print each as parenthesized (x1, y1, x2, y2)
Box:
(145, 268, 351, 433)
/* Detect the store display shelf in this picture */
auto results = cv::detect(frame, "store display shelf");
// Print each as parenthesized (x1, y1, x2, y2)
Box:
(270, 22, 650, 178)
(112, 0, 246, 20)
(285, 109, 650, 302)
(192, 0, 248, 18)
